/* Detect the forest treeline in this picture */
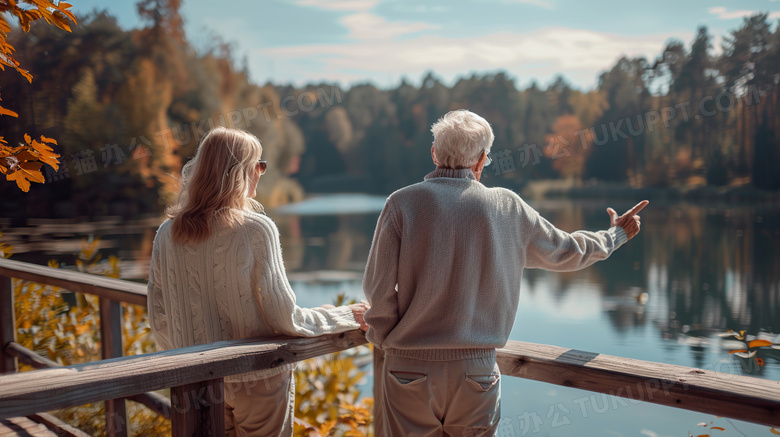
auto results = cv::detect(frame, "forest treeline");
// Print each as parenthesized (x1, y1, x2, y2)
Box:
(1, 3, 779, 218)
(289, 16, 780, 194)
(1, 3, 306, 218)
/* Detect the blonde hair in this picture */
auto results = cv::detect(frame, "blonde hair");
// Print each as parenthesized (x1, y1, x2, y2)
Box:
(431, 109, 494, 168)
(167, 127, 263, 245)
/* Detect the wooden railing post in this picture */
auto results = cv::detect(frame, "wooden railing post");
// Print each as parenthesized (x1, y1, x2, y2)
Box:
(0, 276, 16, 375)
(171, 379, 225, 437)
(99, 297, 127, 437)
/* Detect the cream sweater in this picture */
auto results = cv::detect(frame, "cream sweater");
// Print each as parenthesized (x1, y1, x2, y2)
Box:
(363, 167, 627, 361)
(147, 210, 359, 381)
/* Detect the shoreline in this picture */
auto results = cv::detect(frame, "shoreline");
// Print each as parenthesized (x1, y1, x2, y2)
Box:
(521, 180, 780, 204)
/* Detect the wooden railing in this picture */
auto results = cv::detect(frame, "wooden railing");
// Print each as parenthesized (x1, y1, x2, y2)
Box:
(0, 257, 151, 437)
(0, 257, 778, 436)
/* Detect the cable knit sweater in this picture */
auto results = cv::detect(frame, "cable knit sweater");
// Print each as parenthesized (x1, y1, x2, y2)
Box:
(363, 167, 627, 361)
(147, 210, 359, 382)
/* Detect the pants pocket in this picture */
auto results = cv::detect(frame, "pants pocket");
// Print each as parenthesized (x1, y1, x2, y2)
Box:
(465, 372, 500, 391)
(389, 370, 427, 386)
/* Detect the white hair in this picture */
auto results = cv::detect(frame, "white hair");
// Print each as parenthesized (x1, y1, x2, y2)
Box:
(431, 109, 495, 169)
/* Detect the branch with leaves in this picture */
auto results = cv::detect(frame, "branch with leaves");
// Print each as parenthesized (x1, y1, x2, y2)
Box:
(0, 0, 76, 191)
(1, 134, 60, 191)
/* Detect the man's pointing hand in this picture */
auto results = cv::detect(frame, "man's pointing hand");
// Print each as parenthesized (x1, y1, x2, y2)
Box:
(607, 200, 649, 240)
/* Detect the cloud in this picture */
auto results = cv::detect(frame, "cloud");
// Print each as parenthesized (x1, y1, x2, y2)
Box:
(708, 6, 780, 19)
(341, 12, 435, 41)
(296, 0, 379, 11)
(505, 0, 555, 10)
(260, 27, 685, 88)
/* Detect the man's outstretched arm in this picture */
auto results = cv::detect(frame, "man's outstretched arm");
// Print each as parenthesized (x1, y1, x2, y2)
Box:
(524, 200, 648, 272)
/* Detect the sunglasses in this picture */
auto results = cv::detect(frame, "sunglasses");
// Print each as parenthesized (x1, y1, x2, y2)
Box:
(258, 160, 267, 175)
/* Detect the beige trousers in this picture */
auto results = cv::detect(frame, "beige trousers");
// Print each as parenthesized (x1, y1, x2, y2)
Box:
(379, 354, 501, 437)
(224, 370, 295, 437)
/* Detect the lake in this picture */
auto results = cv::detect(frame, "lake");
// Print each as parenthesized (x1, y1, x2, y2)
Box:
(3, 194, 779, 437)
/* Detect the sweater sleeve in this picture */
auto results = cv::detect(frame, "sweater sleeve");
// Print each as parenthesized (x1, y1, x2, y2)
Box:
(362, 200, 401, 349)
(523, 200, 627, 272)
(250, 216, 359, 337)
(147, 230, 173, 351)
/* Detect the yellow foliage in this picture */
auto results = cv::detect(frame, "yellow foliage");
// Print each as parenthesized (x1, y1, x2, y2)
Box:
(13, 237, 168, 436)
(1, 133, 61, 192)
(0, 0, 73, 191)
(0, 232, 12, 259)
(292, 292, 375, 436)
(0, 0, 75, 79)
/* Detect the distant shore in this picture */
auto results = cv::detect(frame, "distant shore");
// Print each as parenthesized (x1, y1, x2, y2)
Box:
(521, 180, 780, 204)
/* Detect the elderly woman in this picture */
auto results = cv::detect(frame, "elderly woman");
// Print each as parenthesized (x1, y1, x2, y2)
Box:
(363, 109, 646, 436)
(147, 127, 368, 436)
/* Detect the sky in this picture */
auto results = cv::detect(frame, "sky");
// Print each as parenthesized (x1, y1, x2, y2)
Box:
(71, 0, 780, 90)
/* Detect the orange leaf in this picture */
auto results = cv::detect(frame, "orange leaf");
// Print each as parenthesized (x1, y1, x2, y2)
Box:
(56, 4, 77, 24)
(710, 427, 726, 431)
(23, 133, 31, 145)
(6, 169, 30, 192)
(28, 138, 60, 170)
(21, 167, 44, 183)
(747, 340, 771, 348)
(6, 162, 46, 192)
(39, 135, 57, 146)
(770, 428, 780, 435)
(19, 161, 43, 173)
(0, 106, 18, 117)
(18, 67, 32, 83)
(51, 11, 71, 32)
(728, 349, 747, 354)
(40, 155, 60, 171)
(14, 150, 37, 162)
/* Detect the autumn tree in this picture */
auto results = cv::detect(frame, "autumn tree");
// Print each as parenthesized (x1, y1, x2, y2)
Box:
(677, 27, 724, 185)
(587, 57, 651, 183)
(0, 0, 75, 191)
(543, 114, 593, 183)
(720, 14, 779, 183)
(136, 0, 185, 44)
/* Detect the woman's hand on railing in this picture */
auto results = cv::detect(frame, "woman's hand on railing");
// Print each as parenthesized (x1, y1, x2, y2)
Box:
(348, 303, 370, 332)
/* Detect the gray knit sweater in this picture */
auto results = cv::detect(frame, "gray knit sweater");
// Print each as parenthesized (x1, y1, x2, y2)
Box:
(363, 167, 627, 361)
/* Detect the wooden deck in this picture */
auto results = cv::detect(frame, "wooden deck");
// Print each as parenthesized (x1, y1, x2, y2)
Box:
(0, 416, 54, 437)
(0, 413, 90, 437)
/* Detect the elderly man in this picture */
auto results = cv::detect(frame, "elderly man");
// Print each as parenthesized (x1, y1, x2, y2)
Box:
(363, 109, 646, 436)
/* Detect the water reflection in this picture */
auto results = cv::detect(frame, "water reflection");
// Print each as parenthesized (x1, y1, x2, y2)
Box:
(276, 214, 376, 273)
(530, 200, 780, 378)
(2, 199, 779, 379)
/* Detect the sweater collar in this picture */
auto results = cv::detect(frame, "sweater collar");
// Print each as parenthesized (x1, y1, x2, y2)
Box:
(424, 167, 476, 181)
